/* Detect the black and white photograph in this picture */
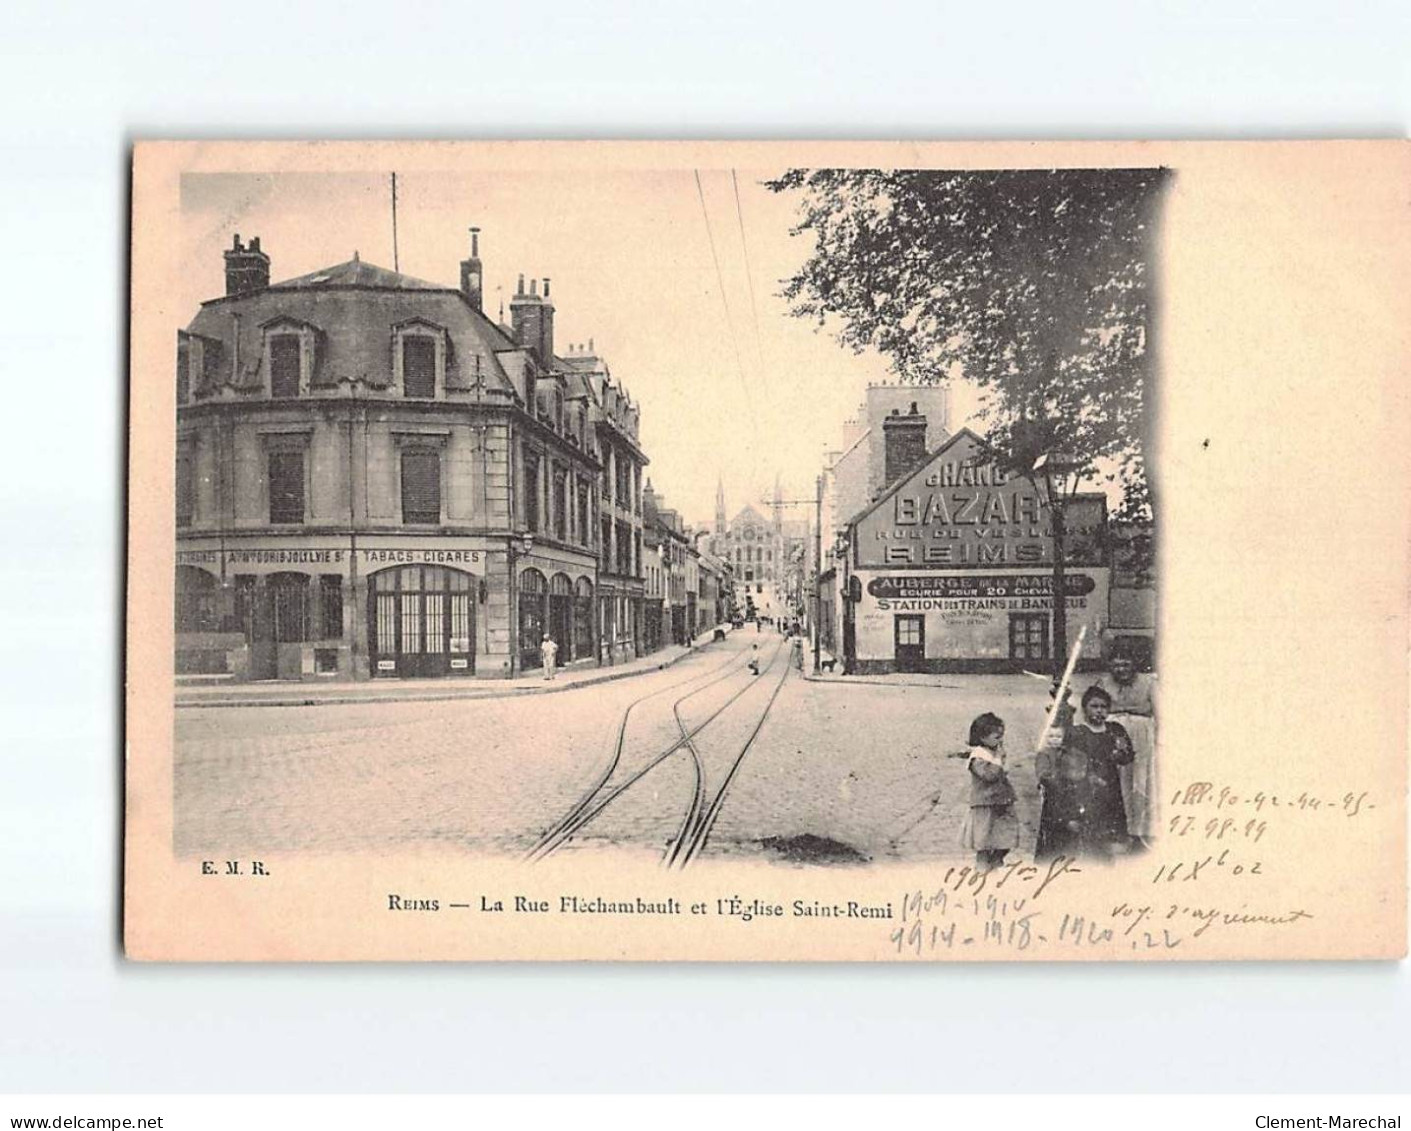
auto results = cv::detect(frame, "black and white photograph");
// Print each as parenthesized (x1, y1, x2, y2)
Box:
(4, 0, 1411, 1119)
(123, 141, 1406, 964)
(165, 160, 1164, 876)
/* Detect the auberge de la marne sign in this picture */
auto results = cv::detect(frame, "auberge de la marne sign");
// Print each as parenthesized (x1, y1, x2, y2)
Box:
(854, 429, 1105, 570)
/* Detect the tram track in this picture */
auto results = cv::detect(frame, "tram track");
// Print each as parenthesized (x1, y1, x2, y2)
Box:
(524, 643, 759, 861)
(667, 638, 795, 869)
(527, 637, 788, 863)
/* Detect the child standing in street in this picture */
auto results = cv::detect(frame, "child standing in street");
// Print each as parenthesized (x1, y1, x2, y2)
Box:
(958, 712, 1019, 872)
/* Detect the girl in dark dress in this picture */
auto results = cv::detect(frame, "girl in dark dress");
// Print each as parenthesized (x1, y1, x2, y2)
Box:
(1036, 684, 1135, 860)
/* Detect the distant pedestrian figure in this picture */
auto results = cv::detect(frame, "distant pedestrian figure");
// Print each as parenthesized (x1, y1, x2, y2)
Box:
(747, 644, 760, 675)
(540, 634, 558, 681)
(958, 712, 1019, 872)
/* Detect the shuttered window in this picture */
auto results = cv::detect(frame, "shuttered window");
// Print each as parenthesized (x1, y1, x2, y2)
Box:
(523, 448, 541, 532)
(270, 335, 301, 398)
(403, 337, 436, 398)
(176, 450, 194, 528)
(401, 449, 441, 524)
(268, 451, 305, 524)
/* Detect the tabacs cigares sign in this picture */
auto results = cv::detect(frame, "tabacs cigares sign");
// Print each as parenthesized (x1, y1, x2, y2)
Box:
(854, 429, 1105, 569)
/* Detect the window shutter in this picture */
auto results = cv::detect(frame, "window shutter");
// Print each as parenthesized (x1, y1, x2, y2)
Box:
(270, 335, 301, 397)
(268, 451, 305, 524)
(401, 450, 441, 524)
(176, 451, 195, 527)
(403, 337, 436, 398)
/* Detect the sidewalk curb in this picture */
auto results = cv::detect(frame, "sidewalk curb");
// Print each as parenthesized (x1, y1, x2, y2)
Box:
(801, 669, 970, 689)
(175, 637, 722, 710)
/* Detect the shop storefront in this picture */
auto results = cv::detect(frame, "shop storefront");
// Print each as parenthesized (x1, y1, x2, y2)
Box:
(369, 564, 476, 678)
(843, 428, 1109, 674)
(175, 539, 489, 682)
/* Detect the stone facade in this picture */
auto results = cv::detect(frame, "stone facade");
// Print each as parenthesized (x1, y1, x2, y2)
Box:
(174, 233, 646, 681)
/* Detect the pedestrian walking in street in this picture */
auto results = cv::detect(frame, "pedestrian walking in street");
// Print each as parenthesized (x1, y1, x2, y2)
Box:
(747, 644, 760, 675)
(957, 712, 1019, 872)
(1091, 650, 1159, 850)
(1035, 685, 1134, 860)
(540, 634, 559, 681)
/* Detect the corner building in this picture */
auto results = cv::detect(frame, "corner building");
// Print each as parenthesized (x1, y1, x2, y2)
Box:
(841, 427, 1109, 674)
(174, 232, 643, 681)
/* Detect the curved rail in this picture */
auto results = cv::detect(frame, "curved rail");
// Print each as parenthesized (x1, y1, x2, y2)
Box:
(529, 638, 788, 861)
(672, 638, 796, 869)
(524, 647, 745, 862)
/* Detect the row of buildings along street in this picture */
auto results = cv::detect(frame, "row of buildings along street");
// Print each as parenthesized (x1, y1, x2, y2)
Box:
(174, 232, 798, 684)
(171, 171, 1159, 867)
(174, 231, 1152, 689)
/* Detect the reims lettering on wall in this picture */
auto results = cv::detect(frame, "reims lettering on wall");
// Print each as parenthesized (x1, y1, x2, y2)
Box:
(854, 433, 1106, 570)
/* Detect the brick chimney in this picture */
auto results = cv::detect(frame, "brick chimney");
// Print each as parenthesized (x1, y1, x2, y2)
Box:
(882, 401, 928, 487)
(223, 234, 270, 296)
(459, 227, 483, 310)
(510, 274, 555, 365)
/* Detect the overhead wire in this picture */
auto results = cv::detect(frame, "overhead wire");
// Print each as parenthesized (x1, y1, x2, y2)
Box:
(693, 169, 758, 433)
(731, 169, 768, 378)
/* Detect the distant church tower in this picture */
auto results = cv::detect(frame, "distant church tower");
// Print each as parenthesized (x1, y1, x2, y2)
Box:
(715, 476, 726, 535)
(772, 473, 783, 532)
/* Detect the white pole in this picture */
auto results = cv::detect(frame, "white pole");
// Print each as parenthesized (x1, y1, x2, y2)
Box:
(1037, 624, 1088, 745)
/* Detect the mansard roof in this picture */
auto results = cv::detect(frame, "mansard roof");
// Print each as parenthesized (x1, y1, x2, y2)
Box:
(186, 257, 518, 397)
(271, 258, 445, 292)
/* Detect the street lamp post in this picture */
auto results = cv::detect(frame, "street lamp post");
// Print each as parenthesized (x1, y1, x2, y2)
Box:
(508, 530, 534, 676)
(1033, 451, 1082, 687)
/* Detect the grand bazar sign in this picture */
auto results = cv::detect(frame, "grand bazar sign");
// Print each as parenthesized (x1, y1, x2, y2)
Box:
(855, 429, 1105, 569)
(867, 573, 1096, 612)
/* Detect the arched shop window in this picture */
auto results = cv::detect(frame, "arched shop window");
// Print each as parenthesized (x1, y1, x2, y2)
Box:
(519, 568, 547, 670)
(368, 565, 476, 678)
(573, 577, 594, 661)
(548, 572, 573, 661)
(175, 565, 220, 634)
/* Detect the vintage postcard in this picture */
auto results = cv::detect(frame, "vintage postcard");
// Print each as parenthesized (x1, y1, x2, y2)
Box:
(126, 140, 1408, 961)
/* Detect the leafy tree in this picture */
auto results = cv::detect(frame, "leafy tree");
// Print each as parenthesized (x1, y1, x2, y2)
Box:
(769, 167, 1167, 675)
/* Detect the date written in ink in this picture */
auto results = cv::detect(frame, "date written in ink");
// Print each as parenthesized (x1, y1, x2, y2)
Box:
(1151, 849, 1261, 883)
(1172, 783, 1372, 817)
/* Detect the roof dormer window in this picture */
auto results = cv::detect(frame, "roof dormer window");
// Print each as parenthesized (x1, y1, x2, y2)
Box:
(392, 320, 447, 399)
(260, 318, 317, 398)
(269, 335, 301, 398)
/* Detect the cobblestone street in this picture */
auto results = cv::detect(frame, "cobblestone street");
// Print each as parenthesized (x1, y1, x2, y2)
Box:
(176, 632, 1062, 867)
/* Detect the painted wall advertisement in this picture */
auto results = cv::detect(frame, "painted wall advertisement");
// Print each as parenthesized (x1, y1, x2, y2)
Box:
(855, 568, 1108, 663)
(867, 571, 1097, 611)
(176, 541, 486, 576)
(854, 428, 1105, 571)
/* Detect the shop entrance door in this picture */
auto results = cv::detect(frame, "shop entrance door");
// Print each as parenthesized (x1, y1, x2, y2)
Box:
(548, 574, 573, 661)
(894, 614, 925, 672)
(368, 565, 476, 678)
(246, 573, 308, 680)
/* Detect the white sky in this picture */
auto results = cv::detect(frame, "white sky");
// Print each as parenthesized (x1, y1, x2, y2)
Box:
(179, 169, 985, 528)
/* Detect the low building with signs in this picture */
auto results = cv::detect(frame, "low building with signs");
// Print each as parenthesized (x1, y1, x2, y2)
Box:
(174, 232, 644, 681)
(839, 426, 1109, 674)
